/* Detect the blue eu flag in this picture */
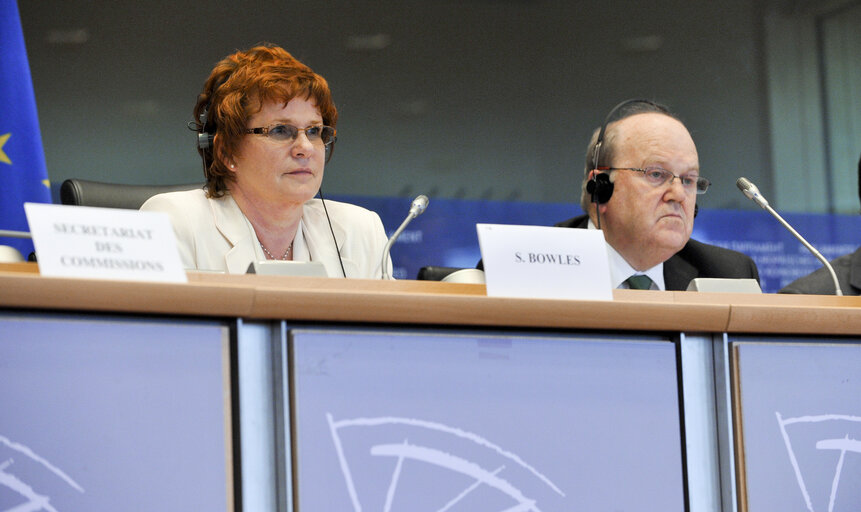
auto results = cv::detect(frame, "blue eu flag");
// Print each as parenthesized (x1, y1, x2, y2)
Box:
(0, 0, 51, 258)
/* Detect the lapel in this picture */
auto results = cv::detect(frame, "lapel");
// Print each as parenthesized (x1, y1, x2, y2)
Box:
(300, 200, 353, 278)
(663, 250, 697, 291)
(849, 247, 861, 292)
(210, 195, 259, 274)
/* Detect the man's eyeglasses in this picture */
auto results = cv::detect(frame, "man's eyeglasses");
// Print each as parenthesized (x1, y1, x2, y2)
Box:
(598, 166, 710, 194)
(245, 124, 337, 146)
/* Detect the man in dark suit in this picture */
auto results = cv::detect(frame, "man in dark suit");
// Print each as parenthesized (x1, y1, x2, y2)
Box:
(564, 100, 759, 290)
(779, 151, 861, 295)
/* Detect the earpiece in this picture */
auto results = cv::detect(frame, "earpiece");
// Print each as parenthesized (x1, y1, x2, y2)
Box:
(196, 103, 214, 150)
(586, 172, 614, 204)
(193, 73, 227, 153)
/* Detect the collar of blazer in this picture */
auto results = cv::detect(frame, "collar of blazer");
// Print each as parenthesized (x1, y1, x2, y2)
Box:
(209, 195, 260, 273)
(210, 196, 350, 276)
(300, 199, 352, 278)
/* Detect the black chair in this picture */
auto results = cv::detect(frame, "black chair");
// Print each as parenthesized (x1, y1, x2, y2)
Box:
(59, 179, 202, 209)
(416, 266, 464, 281)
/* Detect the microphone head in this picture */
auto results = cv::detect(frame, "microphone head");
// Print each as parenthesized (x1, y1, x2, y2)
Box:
(410, 194, 429, 216)
(736, 177, 753, 192)
(736, 177, 768, 208)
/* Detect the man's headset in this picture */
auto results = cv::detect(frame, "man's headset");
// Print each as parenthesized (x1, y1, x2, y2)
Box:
(586, 98, 665, 205)
(585, 98, 698, 219)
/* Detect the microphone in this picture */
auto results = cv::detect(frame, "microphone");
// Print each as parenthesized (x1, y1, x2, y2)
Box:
(736, 177, 843, 296)
(381, 195, 429, 280)
(736, 176, 769, 208)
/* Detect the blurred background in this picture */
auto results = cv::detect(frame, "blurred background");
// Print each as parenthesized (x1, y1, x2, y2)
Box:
(18, 0, 861, 214)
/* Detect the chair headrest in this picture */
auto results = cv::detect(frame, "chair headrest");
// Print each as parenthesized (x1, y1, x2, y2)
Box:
(59, 179, 202, 209)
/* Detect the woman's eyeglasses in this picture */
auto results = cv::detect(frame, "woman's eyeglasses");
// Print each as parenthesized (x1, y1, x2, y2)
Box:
(245, 124, 337, 146)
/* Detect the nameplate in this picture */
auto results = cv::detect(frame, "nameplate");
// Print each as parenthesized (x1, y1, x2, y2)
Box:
(476, 223, 612, 300)
(246, 260, 328, 277)
(24, 203, 187, 283)
(686, 277, 762, 293)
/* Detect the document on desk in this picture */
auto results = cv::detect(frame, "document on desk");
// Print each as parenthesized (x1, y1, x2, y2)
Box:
(24, 202, 187, 282)
(477, 223, 612, 300)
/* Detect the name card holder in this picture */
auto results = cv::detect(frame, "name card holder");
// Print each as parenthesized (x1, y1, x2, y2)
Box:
(476, 223, 612, 300)
(24, 203, 187, 283)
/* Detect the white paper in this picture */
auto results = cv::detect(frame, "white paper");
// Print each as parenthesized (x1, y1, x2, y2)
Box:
(477, 223, 612, 300)
(25, 203, 187, 283)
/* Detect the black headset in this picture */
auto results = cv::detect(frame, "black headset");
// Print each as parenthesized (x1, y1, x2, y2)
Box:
(587, 98, 665, 205)
(190, 74, 225, 154)
(195, 102, 214, 151)
(586, 98, 699, 220)
(186, 98, 216, 188)
(585, 172, 614, 205)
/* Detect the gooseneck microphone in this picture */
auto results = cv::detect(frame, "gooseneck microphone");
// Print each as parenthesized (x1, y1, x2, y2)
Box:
(381, 195, 429, 280)
(736, 177, 843, 296)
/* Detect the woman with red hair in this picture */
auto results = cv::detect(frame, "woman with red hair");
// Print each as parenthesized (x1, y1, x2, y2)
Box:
(142, 44, 391, 277)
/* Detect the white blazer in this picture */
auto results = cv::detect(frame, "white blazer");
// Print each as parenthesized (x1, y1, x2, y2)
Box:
(141, 189, 391, 278)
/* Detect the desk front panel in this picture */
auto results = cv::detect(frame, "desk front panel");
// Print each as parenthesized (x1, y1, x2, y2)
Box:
(0, 313, 232, 512)
(288, 327, 686, 511)
(731, 337, 861, 512)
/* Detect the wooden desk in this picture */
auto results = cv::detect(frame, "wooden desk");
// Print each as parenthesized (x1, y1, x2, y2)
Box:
(2, 266, 860, 511)
(1, 264, 859, 334)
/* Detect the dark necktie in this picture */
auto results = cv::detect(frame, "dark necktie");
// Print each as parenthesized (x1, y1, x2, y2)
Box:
(625, 275, 653, 290)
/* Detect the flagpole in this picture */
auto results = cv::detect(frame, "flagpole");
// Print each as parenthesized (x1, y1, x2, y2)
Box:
(0, 229, 32, 239)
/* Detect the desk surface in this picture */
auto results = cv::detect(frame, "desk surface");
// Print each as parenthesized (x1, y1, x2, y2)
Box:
(1, 263, 859, 335)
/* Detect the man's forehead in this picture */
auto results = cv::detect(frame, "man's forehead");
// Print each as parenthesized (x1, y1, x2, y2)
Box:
(613, 112, 689, 138)
(611, 113, 698, 163)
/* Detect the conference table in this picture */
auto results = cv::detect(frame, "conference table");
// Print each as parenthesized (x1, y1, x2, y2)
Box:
(1, 263, 860, 512)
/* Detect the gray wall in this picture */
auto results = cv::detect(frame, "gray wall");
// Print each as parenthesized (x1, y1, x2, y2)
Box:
(18, 0, 860, 212)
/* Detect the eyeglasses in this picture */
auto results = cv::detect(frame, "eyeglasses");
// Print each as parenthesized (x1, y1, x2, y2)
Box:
(245, 124, 337, 146)
(598, 166, 710, 194)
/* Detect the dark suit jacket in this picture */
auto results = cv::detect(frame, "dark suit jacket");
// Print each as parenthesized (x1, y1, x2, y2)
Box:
(779, 246, 861, 296)
(556, 214, 761, 291)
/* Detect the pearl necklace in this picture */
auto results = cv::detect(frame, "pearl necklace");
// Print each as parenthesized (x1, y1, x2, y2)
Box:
(260, 241, 292, 260)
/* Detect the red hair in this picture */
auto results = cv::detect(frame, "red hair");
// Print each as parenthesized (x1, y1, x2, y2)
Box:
(194, 43, 338, 198)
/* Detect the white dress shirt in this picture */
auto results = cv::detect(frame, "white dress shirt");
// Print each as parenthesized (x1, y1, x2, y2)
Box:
(587, 218, 665, 290)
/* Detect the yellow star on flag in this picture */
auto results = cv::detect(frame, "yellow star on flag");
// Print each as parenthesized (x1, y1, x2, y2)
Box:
(0, 133, 11, 165)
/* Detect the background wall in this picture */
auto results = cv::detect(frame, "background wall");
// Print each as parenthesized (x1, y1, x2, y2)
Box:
(17, 0, 861, 213)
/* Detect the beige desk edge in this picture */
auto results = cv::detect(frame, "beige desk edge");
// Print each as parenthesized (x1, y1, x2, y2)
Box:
(1, 264, 859, 335)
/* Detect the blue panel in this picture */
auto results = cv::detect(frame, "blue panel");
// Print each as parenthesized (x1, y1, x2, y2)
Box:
(693, 209, 861, 293)
(290, 328, 685, 510)
(336, 195, 574, 279)
(338, 194, 861, 292)
(0, 315, 229, 511)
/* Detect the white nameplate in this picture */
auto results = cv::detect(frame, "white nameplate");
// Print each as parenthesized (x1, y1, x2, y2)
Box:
(25, 203, 187, 283)
(477, 223, 612, 300)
